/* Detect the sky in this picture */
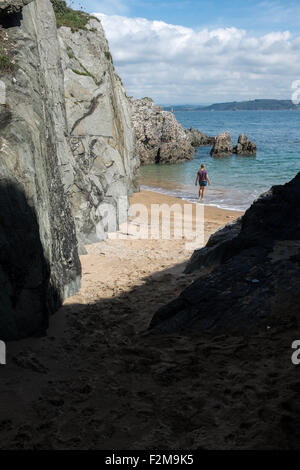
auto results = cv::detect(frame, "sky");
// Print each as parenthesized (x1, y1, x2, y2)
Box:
(70, 1, 300, 104)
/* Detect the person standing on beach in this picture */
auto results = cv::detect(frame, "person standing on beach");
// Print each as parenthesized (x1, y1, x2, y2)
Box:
(195, 164, 210, 201)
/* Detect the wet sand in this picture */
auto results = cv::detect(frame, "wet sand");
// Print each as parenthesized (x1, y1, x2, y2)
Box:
(0, 191, 299, 449)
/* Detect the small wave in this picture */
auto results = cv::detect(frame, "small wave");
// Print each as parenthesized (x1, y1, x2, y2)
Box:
(141, 185, 251, 212)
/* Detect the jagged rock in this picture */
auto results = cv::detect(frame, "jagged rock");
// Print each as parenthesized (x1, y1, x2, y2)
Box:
(185, 127, 215, 147)
(210, 132, 233, 157)
(58, 19, 139, 247)
(149, 173, 300, 335)
(0, 0, 81, 340)
(233, 134, 257, 155)
(130, 97, 195, 165)
(185, 218, 242, 274)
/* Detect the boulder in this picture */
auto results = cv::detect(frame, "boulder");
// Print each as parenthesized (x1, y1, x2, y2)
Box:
(130, 97, 195, 165)
(149, 172, 300, 335)
(185, 127, 215, 147)
(210, 132, 233, 157)
(233, 134, 257, 155)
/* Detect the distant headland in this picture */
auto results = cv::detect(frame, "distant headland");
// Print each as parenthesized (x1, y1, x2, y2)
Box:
(164, 99, 300, 112)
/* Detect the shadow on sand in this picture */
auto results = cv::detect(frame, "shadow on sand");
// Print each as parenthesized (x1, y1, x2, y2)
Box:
(0, 256, 299, 450)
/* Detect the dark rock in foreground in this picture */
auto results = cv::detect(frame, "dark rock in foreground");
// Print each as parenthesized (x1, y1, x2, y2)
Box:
(210, 132, 233, 157)
(185, 218, 242, 274)
(185, 127, 215, 147)
(149, 173, 300, 335)
(233, 134, 257, 155)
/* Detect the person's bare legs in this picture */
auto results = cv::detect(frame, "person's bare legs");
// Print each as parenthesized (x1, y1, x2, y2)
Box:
(200, 186, 206, 200)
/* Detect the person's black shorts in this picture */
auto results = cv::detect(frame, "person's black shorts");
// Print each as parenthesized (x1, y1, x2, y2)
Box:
(199, 181, 208, 187)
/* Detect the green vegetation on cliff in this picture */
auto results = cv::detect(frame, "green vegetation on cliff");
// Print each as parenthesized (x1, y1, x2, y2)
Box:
(0, 30, 17, 74)
(51, 0, 89, 32)
(50, 0, 100, 32)
(0, 53, 15, 73)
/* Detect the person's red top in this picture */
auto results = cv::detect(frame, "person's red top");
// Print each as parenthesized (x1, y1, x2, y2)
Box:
(198, 170, 208, 181)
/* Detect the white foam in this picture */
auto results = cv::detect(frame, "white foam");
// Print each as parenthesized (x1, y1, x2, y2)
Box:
(141, 185, 251, 212)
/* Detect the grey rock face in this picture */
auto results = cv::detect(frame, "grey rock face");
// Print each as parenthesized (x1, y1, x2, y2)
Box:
(58, 20, 139, 247)
(130, 97, 195, 165)
(0, 1, 139, 340)
(0, 0, 141, 340)
(0, 0, 81, 340)
(233, 134, 257, 155)
(210, 132, 233, 157)
(185, 127, 215, 147)
(150, 173, 300, 334)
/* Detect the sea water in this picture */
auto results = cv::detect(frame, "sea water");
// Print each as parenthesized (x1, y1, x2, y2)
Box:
(139, 110, 300, 211)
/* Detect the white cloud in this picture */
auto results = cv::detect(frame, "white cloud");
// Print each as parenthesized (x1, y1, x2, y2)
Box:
(94, 12, 300, 104)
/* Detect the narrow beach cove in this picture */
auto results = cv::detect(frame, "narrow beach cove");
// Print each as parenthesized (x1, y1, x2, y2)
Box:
(1, 190, 299, 449)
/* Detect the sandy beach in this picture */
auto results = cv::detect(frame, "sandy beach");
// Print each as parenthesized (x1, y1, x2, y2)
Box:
(67, 190, 243, 331)
(1, 190, 298, 449)
(2, 0, 299, 453)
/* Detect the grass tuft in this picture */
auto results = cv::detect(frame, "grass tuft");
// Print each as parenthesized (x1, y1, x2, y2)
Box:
(104, 51, 113, 63)
(0, 54, 16, 73)
(51, 0, 89, 32)
(72, 65, 103, 87)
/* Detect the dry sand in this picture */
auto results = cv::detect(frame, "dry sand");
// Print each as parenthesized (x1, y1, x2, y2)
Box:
(70, 190, 242, 333)
(0, 190, 298, 450)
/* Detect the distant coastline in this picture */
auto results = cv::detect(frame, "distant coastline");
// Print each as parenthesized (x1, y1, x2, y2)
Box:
(164, 99, 300, 112)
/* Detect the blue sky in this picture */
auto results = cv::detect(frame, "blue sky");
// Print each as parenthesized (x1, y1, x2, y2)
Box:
(72, 0, 300, 33)
(69, 1, 300, 104)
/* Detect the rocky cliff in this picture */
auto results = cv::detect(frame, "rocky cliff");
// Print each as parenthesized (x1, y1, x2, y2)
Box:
(58, 17, 139, 248)
(130, 97, 195, 165)
(0, 0, 81, 340)
(0, 0, 138, 340)
(150, 173, 300, 334)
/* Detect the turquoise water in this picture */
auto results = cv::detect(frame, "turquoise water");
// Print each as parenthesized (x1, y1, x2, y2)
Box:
(139, 110, 300, 211)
